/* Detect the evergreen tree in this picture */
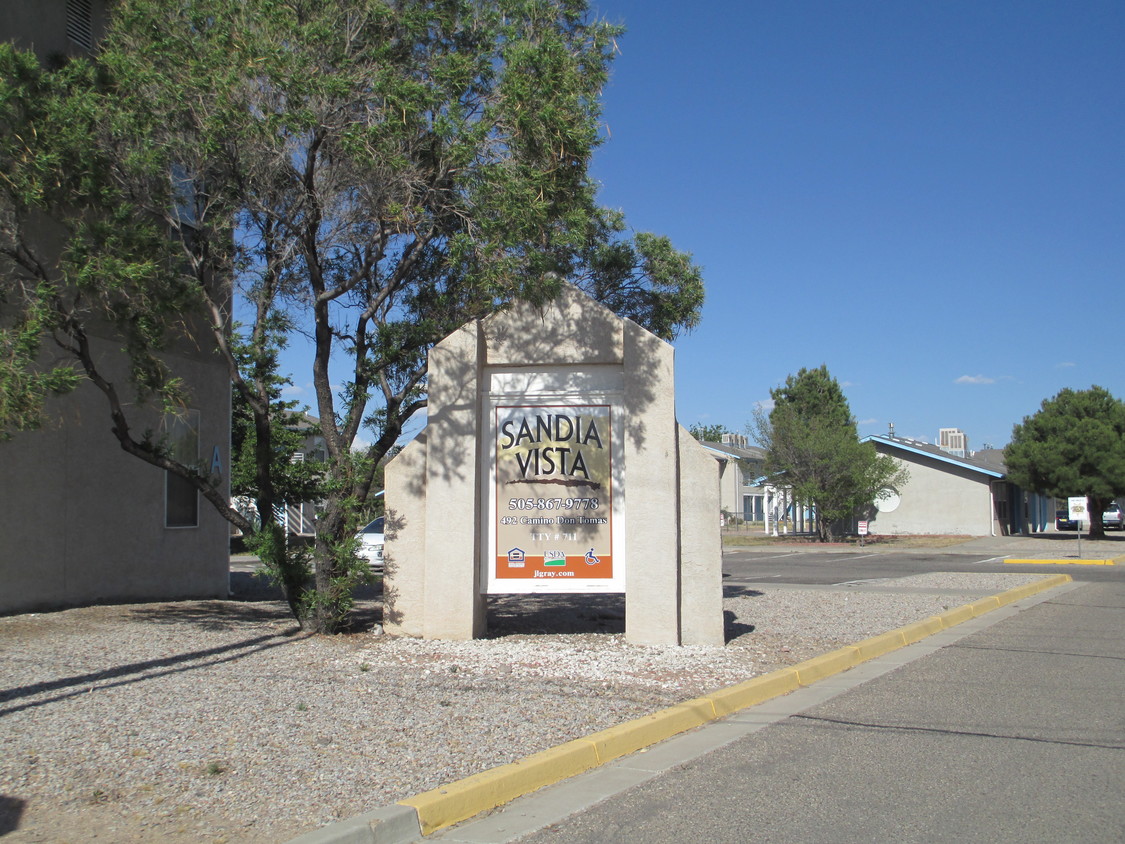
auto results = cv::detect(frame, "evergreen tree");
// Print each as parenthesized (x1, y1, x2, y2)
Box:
(1005, 386, 1125, 540)
(755, 365, 906, 541)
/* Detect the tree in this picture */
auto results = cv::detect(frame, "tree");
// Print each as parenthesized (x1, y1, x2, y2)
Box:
(753, 366, 906, 541)
(0, 43, 197, 441)
(688, 423, 733, 443)
(0, 0, 704, 632)
(1005, 386, 1125, 540)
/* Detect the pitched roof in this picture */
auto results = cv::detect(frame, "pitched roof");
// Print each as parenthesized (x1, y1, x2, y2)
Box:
(863, 434, 1005, 478)
(695, 440, 767, 462)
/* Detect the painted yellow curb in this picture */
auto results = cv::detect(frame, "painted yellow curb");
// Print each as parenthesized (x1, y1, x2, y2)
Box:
(996, 574, 1070, 604)
(853, 629, 909, 660)
(1005, 558, 1115, 565)
(896, 616, 945, 644)
(398, 573, 1073, 836)
(935, 603, 976, 628)
(705, 667, 801, 718)
(966, 595, 1003, 617)
(793, 645, 863, 684)
(584, 698, 716, 764)
(399, 739, 601, 835)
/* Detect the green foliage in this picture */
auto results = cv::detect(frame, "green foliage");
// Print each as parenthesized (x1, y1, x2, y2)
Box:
(2, 1, 704, 633)
(0, 43, 195, 435)
(229, 327, 323, 511)
(688, 423, 733, 443)
(756, 366, 907, 541)
(1005, 386, 1125, 539)
(0, 319, 80, 440)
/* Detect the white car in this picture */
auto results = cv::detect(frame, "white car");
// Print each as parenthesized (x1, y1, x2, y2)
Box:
(357, 517, 385, 570)
(1102, 503, 1124, 530)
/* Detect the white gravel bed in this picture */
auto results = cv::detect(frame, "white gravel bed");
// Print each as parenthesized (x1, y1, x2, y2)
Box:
(0, 572, 1049, 843)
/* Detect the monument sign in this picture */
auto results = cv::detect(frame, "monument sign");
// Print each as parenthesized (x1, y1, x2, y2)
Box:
(384, 284, 723, 646)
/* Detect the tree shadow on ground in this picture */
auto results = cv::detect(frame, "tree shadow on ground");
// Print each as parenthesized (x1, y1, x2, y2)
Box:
(0, 795, 25, 836)
(127, 599, 295, 630)
(723, 585, 766, 599)
(222, 572, 385, 633)
(724, 609, 756, 643)
(169, 573, 759, 640)
(486, 594, 627, 636)
(0, 630, 301, 718)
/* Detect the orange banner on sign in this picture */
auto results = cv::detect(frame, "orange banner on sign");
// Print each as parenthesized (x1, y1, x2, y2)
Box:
(495, 552, 613, 580)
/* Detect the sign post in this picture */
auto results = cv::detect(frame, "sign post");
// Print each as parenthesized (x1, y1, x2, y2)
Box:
(1068, 496, 1087, 558)
(857, 520, 868, 546)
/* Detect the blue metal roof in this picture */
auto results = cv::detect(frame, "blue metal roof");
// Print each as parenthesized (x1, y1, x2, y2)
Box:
(862, 435, 1005, 478)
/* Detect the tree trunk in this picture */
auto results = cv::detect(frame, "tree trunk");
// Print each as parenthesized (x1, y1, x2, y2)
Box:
(305, 500, 348, 634)
(254, 523, 306, 623)
(1087, 495, 1107, 540)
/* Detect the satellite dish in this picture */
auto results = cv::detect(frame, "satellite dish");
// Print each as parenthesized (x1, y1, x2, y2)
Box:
(874, 488, 900, 512)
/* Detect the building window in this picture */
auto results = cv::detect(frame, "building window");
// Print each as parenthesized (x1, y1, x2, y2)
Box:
(164, 410, 200, 528)
(66, 0, 94, 51)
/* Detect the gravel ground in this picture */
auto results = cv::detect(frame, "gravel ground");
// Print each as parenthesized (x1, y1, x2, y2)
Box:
(0, 572, 1050, 843)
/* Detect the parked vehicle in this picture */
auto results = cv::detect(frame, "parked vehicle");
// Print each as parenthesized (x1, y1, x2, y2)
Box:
(356, 517, 385, 570)
(1055, 509, 1079, 531)
(1102, 502, 1124, 530)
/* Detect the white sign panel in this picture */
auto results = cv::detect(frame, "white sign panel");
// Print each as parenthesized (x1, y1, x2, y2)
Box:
(483, 370, 626, 595)
(1068, 496, 1089, 523)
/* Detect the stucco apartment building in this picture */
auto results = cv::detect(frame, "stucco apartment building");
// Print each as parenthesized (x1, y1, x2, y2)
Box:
(0, 0, 231, 614)
(865, 434, 1053, 537)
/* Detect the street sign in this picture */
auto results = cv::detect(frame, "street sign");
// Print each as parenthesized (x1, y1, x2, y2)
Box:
(1068, 496, 1088, 523)
(858, 521, 869, 536)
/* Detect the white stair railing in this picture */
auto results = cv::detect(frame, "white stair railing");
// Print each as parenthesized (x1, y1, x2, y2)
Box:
(273, 503, 315, 536)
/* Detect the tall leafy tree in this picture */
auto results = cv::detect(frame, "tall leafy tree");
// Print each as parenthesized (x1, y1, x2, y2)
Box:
(1005, 386, 1125, 540)
(0, 44, 197, 440)
(0, 0, 704, 631)
(754, 365, 906, 541)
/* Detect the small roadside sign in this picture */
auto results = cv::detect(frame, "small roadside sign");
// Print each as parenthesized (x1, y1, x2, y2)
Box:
(1068, 496, 1088, 558)
(858, 521, 869, 535)
(1068, 496, 1088, 523)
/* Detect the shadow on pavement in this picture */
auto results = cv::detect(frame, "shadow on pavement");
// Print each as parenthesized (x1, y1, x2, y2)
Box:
(486, 594, 627, 636)
(0, 630, 301, 717)
(0, 795, 25, 836)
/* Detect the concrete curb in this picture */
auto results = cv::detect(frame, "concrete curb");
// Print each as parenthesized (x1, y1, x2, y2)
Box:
(284, 805, 424, 844)
(1004, 558, 1116, 565)
(287, 573, 1073, 844)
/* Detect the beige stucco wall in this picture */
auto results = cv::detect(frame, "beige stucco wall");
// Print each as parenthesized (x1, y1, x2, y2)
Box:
(677, 427, 725, 646)
(867, 450, 997, 536)
(716, 457, 738, 515)
(383, 434, 428, 637)
(0, 2, 230, 614)
(0, 0, 110, 58)
(0, 335, 230, 615)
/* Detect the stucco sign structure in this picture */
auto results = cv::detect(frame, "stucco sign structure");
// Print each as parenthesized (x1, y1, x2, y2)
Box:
(383, 283, 723, 646)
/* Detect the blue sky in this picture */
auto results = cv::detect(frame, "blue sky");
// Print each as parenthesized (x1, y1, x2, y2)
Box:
(587, 0, 1123, 449)
(278, 1, 1123, 453)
